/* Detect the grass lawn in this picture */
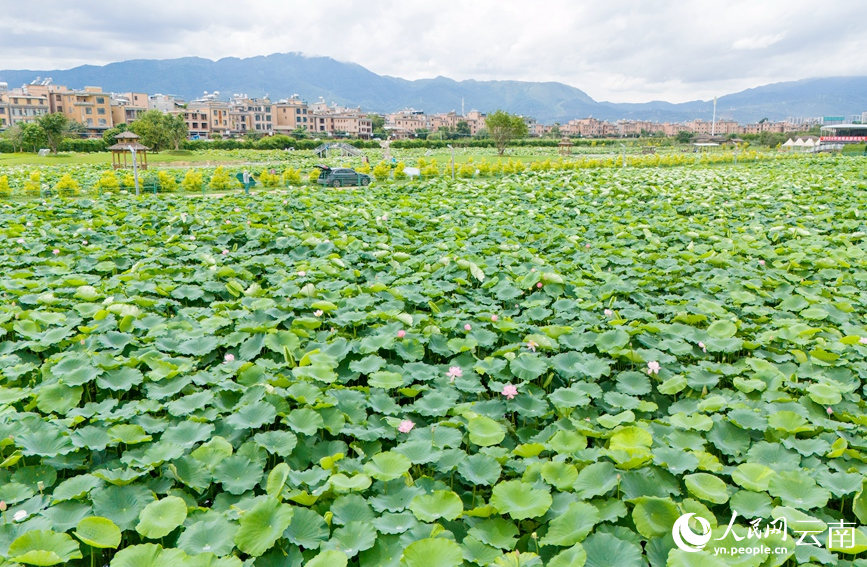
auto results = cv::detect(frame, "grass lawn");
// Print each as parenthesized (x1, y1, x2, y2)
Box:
(0, 151, 244, 166)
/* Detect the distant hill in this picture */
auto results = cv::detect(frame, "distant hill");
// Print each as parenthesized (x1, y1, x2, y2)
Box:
(1, 53, 865, 124)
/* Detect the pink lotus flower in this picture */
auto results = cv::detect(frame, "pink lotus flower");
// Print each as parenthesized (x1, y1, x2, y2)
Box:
(314, 310, 324, 317)
(827, 407, 834, 415)
(16, 239, 24, 244)
(647, 361, 661, 375)
(398, 420, 414, 433)
(397, 330, 406, 338)
(502, 384, 518, 399)
(530, 268, 536, 272)
(222, 249, 229, 255)
(190, 235, 196, 241)
(698, 341, 707, 353)
(298, 270, 306, 277)
(464, 324, 472, 331)
(52, 249, 60, 255)
(283, 200, 288, 204)
(585, 243, 591, 249)
(0, 500, 6, 512)
(491, 314, 499, 322)
(234, 208, 241, 212)
(536, 282, 543, 288)
(224, 354, 235, 363)
(82, 240, 88, 245)
(447, 366, 463, 381)
(604, 309, 613, 317)
(759, 260, 766, 266)
(860, 337, 867, 345)
(26, 222, 32, 227)
(225, 220, 231, 224)
(526, 340, 538, 352)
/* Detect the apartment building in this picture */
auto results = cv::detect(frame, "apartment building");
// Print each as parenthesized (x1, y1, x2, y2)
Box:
(149, 94, 184, 113)
(188, 94, 230, 138)
(228, 95, 274, 136)
(0, 87, 49, 127)
(110, 92, 148, 125)
(273, 96, 310, 133)
(385, 109, 429, 137)
(562, 117, 617, 138)
(27, 85, 114, 136)
(168, 109, 209, 139)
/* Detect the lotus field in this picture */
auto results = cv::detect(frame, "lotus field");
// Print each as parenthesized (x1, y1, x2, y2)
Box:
(4, 157, 867, 567)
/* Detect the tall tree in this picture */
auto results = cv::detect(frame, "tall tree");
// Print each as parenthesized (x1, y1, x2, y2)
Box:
(129, 110, 171, 152)
(103, 123, 129, 146)
(0, 123, 24, 153)
(37, 112, 71, 154)
(455, 121, 472, 137)
(165, 114, 189, 150)
(21, 122, 47, 152)
(485, 110, 528, 155)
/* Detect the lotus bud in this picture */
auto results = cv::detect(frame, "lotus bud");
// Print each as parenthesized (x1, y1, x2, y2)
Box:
(0, 501, 6, 512)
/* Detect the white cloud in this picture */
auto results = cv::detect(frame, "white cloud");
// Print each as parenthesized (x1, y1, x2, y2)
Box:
(0, 0, 865, 103)
(732, 34, 786, 51)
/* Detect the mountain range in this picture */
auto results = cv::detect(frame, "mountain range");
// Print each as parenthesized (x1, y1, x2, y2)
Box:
(1, 52, 865, 124)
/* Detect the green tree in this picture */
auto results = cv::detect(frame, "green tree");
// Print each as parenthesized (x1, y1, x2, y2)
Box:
(103, 123, 129, 146)
(37, 112, 71, 154)
(369, 114, 386, 137)
(455, 121, 472, 138)
(486, 110, 529, 155)
(130, 110, 171, 152)
(165, 114, 188, 150)
(1, 123, 24, 152)
(21, 122, 47, 152)
(675, 131, 693, 144)
(550, 124, 561, 139)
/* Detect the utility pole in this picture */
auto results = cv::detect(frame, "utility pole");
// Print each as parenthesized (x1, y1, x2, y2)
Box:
(131, 147, 140, 196)
(711, 96, 717, 137)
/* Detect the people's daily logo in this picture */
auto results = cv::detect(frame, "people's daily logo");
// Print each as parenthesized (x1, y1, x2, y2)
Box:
(672, 513, 712, 552)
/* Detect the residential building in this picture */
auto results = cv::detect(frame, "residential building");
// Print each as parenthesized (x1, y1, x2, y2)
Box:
(228, 94, 274, 136)
(110, 92, 148, 125)
(188, 93, 230, 138)
(273, 95, 310, 134)
(0, 88, 49, 127)
(149, 94, 184, 113)
(171, 109, 210, 139)
(385, 109, 429, 137)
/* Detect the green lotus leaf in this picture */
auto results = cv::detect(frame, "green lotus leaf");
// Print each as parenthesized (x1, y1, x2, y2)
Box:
(630, 496, 679, 538)
(51, 474, 102, 502)
(283, 507, 329, 549)
(401, 538, 463, 567)
(233, 498, 294, 557)
(306, 550, 348, 567)
(253, 430, 298, 457)
(467, 416, 506, 447)
(322, 521, 376, 557)
(212, 455, 262, 494)
(581, 532, 643, 567)
(540, 501, 599, 545)
(74, 517, 121, 549)
(177, 517, 238, 557)
(467, 518, 519, 549)
(180, 552, 243, 567)
(707, 320, 737, 338)
(768, 471, 831, 510)
(548, 544, 587, 567)
(285, 407, 325, 435)
(177, 336, 220, 356)
(409, 490, 463, 522)
(92, 484, 156, 531)
(490, 480, 552, 520)
(807, 382, 842, 405)
(35, 383, 82, 415)
(136, 496, 188, 539)
(540, 461, 579, 490)
(9, 530, 83, 566)
(666, 549, 729, 567)
(108, 424, 152, 445)
(509, 354, 548, 380)
(730, 490, 773, 518)
(595, 329, 630, 352)
(363, 451, 412, 481)
(224, 401, 277, 430)
(684, 473, 730, 504)
(574, 461, 619, 499)
(109, 543, 187, 567)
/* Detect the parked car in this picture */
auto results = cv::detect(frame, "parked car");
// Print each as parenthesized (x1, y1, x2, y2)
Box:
(315, 165, 371, 187)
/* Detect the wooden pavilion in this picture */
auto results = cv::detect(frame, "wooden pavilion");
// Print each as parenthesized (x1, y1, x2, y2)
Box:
(108, 132, 150, 170)
(558, 136, 573, 156)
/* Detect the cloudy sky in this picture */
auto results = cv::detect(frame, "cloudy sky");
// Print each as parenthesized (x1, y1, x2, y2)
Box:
(1, 0, 865, 103)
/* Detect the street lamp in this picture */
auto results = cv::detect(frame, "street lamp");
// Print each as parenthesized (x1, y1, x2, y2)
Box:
(447, 144, 455, 180)
(131, 147, 140, 196)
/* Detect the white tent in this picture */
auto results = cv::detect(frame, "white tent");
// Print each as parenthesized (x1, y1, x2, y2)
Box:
(782, 139, 795, 147)
(793, 138, 806, 146)
(804, 138, 816, 147)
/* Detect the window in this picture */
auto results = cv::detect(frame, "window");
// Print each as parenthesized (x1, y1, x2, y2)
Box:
(87, 118, 93, 125)
(85, 108, 92, 115)
(0, 108, 4, 114)
(96, 97, 104, 104)
(97, 108, 105, 115)
(57, 107, 63, 112)
(296, 108, 300, 114)
(98, 118, 106, 126)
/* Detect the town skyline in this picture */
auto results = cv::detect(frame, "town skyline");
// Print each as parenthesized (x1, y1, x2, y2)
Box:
(1, 1, 866, 104)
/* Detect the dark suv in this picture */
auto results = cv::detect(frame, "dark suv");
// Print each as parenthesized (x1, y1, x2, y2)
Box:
(315, 165, 372, 187)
